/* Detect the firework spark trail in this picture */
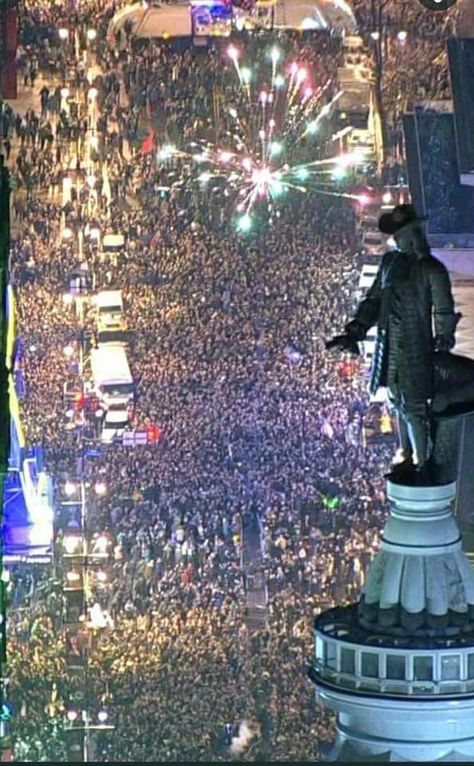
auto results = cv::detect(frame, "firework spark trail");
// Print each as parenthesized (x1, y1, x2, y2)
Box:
(157, 44, 370, 231)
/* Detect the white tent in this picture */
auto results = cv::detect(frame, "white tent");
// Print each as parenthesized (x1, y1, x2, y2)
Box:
(110, 0, 356, 40)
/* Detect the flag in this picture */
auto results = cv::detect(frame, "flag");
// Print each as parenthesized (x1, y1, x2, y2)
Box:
(141, 129, 154, 155)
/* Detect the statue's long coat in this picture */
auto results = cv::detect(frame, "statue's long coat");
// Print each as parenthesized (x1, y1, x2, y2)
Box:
(346, 249, 457, 402)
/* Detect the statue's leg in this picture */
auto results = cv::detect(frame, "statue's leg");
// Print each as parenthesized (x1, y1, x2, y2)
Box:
(387, 385, 414, 470)
(396, 408, 412, 459)
(404, 398, 430, 466)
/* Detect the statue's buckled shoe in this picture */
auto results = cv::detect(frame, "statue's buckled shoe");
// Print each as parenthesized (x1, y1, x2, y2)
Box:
(384, 458, 416, 482)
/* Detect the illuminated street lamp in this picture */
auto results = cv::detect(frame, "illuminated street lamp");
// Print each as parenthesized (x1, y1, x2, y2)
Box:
(63, 293, 74, 306)
(92, 534, 110, 555)
(66, 569, 82, 586)
(87, 87, 98, 101)
(59, 28, 69, 40)
(94, 481, 107, 497)
(86, 29, 97, 41)
(64, 480, 77, 497)
(62, 228, 73, 240)
(63, 534, 83, 555)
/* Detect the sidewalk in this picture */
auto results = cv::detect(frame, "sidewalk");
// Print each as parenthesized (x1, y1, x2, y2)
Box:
(6, 62, 103, 118)
(6, 74, 46, 117)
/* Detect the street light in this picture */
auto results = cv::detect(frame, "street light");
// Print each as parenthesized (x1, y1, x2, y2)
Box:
(94, 481, 107, 497)
(86, 29, 97, 41)
(63, 535, 83, 555)
(87, 87, 98, 101)
(64, 481, 77, 497)
(62, 228, 73, 240)
(59, 28, 69, 40)
(92, 534, 110, 555)
(66, 570, 82, 585)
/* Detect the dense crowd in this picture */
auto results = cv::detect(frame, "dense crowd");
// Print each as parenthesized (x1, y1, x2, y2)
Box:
(3, 0, 462, 761)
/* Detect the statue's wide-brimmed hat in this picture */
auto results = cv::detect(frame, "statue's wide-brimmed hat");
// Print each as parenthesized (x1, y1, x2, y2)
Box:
(378, 204, 427, 235)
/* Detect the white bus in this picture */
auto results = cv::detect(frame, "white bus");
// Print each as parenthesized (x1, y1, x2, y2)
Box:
(91, 345, 134, 407)
(94, 290, 124, 331)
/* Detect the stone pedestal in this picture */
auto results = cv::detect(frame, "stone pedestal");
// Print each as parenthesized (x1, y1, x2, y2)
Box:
(310, 481, 474, 762)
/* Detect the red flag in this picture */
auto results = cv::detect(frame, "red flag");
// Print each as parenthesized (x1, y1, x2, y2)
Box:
(141, 130, 154, 155)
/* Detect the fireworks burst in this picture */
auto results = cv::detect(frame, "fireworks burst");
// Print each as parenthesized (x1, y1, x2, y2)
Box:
(157, 44, 371, 231)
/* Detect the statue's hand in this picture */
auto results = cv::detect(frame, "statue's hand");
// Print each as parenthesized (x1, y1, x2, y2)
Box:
(325, 334, 360, 356)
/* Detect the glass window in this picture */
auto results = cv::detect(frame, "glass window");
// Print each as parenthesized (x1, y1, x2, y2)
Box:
(361, 652, 379, 678)
(323, 641, 337, 669)
(340, 647, 355, 675)
(441, 655, 460, 681)
(386, 654, 405, 680)
(315, 636, 324, 660)
(413, 655, 433, 681)
(468, 654, 474, 679)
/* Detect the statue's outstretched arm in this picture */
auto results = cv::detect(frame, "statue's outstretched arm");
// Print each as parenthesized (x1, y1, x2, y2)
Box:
(345, 260, 383, 340)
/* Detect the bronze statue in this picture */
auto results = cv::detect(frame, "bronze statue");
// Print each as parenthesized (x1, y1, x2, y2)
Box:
(326, 204, 474, 485)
